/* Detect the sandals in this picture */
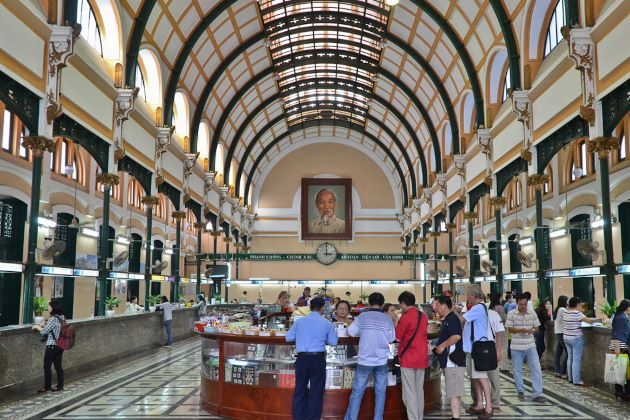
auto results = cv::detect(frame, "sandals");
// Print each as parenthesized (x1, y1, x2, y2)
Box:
(37, 388, 51, 394)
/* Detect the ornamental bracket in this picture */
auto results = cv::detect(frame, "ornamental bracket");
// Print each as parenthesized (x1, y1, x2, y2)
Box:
(511, 90, 533, 163)
(566, 28, 596, 126)
(113, 87, 139, 164)
(45, 25, 79, 128)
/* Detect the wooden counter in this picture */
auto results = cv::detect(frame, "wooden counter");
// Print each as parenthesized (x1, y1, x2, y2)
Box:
(197, 331, 441, 420)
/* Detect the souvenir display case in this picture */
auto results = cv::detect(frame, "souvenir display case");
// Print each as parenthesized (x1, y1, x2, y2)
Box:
(198, 331, 441, 420)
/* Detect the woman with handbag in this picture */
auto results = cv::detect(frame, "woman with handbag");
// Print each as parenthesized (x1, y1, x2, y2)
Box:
(31, 300, 65, 393)
(609, 299, 630, 401)
(434, 295, 466, 420)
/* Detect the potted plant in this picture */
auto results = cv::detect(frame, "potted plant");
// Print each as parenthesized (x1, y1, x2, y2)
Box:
(149, 295, 161, 312)
(104, 296, 121, 317)
(600, 300, 618, 322)
(178, 296, 187, 308)
(212, 293, 222, 305)
(33, 297, 48, 325)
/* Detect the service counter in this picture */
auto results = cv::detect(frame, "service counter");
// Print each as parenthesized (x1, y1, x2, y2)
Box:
(0, 307, 198, 401)
(542, 322, 616, 393)
(197, 331, 441, 420)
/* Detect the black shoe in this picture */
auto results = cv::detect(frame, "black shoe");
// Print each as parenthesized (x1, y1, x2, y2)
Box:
(51, 387, 63, 392)
(37, 388, 51, 394)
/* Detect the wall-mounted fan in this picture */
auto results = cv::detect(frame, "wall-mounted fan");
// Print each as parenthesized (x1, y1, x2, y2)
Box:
(481, 260, 497, 275)
(455, 266, 467, 278)
(40, 238, 67, 260)
(204, 267, 214, 277)
(576, 239, 601, 262)
(114, 251, 129, 267)
(437, 269, 447, 278)
(152, 260, 168, 273)
(428, 269, 438, 279)
(517, 250, 537, 268)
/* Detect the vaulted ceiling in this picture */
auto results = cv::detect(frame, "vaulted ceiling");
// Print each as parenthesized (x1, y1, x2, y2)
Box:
(122, 0, 521, 206)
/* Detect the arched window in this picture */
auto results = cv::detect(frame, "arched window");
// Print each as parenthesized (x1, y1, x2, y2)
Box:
(544, 0, 566, 57)
(77, 0, 103, 56)
(443, 123, 452, 156)
(50, 139, 85, 185)
(127, 177, 145, 209)
(173, 92, 189, 138)
(215, 143, 225, 180)
(428, 145, 436, 172)
(198, 122, 210, 161)
(612, 113, 629, 164)
(1, 101, 30, 160)
(153, 194, 166, 220)
(137, 49, 162, 106)
(461, 93, 475, 134)
(502, 67, 511, 102)
(239, 173, 246, 198)
(186, 209, 197, 232)
(567, 139, 594, 183)
(506, 179, 522, 210)
(135, 64, 146, 102)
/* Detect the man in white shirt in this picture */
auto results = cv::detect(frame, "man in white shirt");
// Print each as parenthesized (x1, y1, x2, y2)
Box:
(506, 293, 543, 402)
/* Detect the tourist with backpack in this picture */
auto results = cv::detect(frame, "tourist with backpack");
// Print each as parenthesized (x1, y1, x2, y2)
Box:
(32, 300, 67, 393)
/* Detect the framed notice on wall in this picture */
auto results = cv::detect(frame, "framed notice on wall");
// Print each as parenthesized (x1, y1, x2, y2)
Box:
(301, 178, 352, 241)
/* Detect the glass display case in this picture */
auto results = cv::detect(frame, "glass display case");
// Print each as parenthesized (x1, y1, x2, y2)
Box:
(197, 331, 441, 420)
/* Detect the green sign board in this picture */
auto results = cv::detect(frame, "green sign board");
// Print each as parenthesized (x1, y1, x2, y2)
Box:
(230, 253, 421, 261)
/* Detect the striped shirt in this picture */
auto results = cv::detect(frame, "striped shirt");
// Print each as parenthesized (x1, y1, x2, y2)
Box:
(505, 309, 540, 351)
(348, 309, 396, 366)
(562, 310, 586, 340)
(40, 315, 65, 346)
(554, 307, 566, 334)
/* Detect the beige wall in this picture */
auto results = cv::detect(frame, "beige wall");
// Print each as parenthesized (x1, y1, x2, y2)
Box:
(257, 142, 395, 209)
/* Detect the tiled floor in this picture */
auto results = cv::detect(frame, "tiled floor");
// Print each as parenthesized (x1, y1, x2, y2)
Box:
(1, 337, 629, 419)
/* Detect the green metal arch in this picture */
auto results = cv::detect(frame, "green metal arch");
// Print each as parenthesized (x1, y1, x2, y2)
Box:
(124, 0, 158, 87)
(410, 0, 485, 128)
(243, 120, 411, 206)
(206, 66, 435, 177)
(228, 96, 422, 200)
(489, 0, 521, 91)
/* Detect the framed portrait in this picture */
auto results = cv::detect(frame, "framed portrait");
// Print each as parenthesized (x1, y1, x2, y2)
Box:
(301, 178, 352, 240)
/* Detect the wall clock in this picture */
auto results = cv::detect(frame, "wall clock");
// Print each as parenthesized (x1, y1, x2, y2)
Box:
(316, 242, 337, 265)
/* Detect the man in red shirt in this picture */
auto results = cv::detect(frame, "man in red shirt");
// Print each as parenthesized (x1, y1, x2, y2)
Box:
(395, 291, 429, 420)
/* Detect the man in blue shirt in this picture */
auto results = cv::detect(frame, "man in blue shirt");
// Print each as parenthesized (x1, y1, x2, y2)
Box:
(286, 297, 338, 420)
(344, 292, 396, 420)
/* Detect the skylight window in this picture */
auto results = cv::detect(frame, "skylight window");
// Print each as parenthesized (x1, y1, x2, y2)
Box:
(258, 0, 391, 126)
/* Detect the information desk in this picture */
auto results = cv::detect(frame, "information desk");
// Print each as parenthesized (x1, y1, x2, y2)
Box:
(198, 331, 441, 420)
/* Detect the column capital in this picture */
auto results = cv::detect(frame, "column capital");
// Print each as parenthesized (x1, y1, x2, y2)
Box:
(418, 237, 429, 244)
(141, 195, 160, 208)
(95, 173, 120, 187)
(588, 136, 619, 159)
(445, 223, 457, 232)
(463, 211, 478, 222)
(527, 174, 550, 191)
(22, 136, 55, 157)
(193, 221, 206, 229)
(490, 196, 507, 208)
(171, 210, 187, 221)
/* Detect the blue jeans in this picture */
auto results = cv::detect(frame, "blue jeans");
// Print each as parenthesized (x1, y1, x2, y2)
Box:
(554, 333, 567, 375)
(565, 335, 584, 384)
(511, 347, 543, 397)
(164, 320, 173, 345)
(344, 363, 388, 420)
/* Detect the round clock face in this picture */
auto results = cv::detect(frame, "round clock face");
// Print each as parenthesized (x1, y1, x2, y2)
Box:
(316, 242, 337, 265)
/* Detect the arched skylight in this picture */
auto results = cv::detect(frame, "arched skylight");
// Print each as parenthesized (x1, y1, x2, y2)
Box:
(544, 0, 566, 57)
(197, 122, 210, 161)
(77, 0, 103, 56)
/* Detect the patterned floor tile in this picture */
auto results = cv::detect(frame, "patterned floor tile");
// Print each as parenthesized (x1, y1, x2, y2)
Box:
(2, 336, 630, 420)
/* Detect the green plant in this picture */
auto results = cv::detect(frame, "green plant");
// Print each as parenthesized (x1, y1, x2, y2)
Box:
(149, 295, 162, 306)
(178, 296, 187, 305)
(359, 292, 369, 301)
(33, 297, 48, 317)
(600, 300, 618, 318)
(104, 296, 121, 310)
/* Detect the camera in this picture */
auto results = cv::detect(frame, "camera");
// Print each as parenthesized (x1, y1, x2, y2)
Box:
(41, 334, 48, 343)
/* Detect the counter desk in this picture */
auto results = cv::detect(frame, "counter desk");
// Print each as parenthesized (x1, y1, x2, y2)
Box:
(197, 331, 441, 420)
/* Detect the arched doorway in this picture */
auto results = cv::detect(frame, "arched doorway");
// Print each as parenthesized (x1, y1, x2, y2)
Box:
(0, 197, 27, 326)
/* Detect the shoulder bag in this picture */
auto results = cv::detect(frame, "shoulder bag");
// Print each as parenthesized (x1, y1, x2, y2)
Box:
(393, 309, 422, 375)
(470, 304, 497, 371)
(447, 314, 467, 366)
